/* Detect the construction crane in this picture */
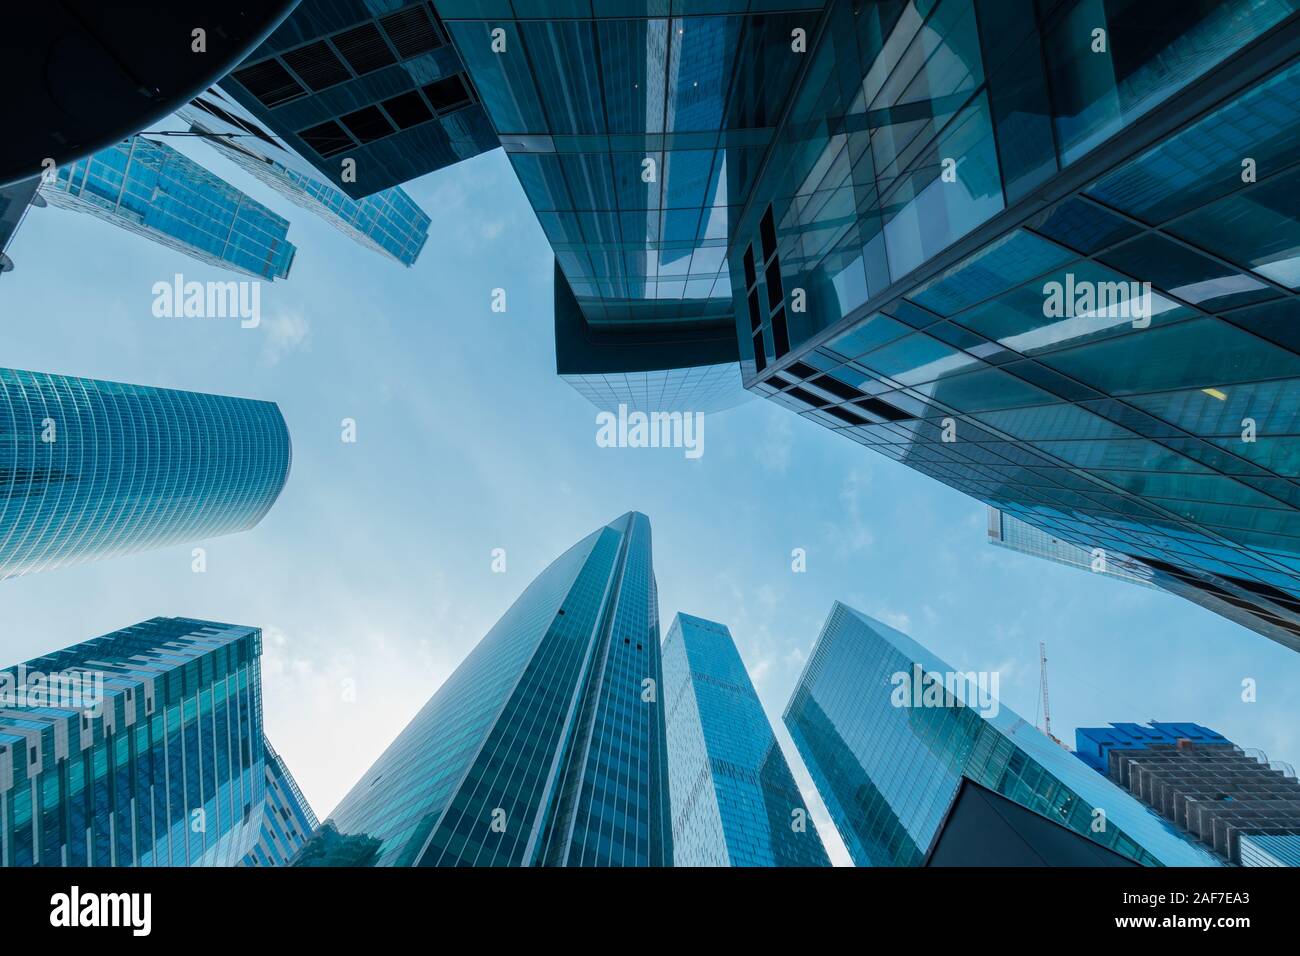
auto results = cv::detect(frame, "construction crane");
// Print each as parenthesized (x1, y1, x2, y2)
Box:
(1039, 641, 1066, 748)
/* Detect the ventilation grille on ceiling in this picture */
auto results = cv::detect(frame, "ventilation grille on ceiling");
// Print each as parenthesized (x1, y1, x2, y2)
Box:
(231, 59, 306, 108)
(380, 5, 444, 59)
(332, 23, 397, 76)
(282, 41, 352, 92)
(339, 106, 395, 144)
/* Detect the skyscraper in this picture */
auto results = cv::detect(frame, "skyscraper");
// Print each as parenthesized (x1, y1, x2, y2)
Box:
(784, 601, 1221, 866)
(1076, 721, 1300, 866)
(240, 737, 320, 867)
(40, 135, 296, 279)
(433, 1, 1300, 653)
(294, 512, 672, 866)
(0, 367, 291, 580)
(987, 506, 1156, 589)
(218, 0, 499, 199)
(178, 92, 431, 267)
(662, 612, 830, 866)
(0, 617, 295, 867)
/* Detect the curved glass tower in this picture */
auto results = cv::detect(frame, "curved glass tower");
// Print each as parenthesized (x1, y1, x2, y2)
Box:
(295, 512, 673, 867)
(0, 367, 291, 579)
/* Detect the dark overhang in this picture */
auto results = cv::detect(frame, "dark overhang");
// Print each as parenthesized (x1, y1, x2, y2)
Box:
(0, 1, 299, 187)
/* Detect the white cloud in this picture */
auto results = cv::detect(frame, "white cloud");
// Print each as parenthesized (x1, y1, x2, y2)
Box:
(260, 309, 310, 366)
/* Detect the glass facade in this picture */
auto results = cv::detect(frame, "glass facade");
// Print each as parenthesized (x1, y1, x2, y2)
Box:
(295, 512, 672, 866)
(180, 95, 431, 267)
(0, 367, 291, 580)
(437, 0, 1300, 652)
(240, 737, 320, 866)
(663, 612, 830, 866)
(1074, 720, 1300, 865)
(220, 0, 500, 200)
(563, 363, 748, 415)
(441, 0, 821, 334)
(784, 601, 1222, 866)
(987, 506, 1156, 588)
(735, 1, 1300, 653)
(0, 618, 271, 866)
(40, 136, 295, 279)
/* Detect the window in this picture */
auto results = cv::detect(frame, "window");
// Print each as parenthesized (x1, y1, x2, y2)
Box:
(382, 91, 434, 130)
(298, 120, 354, 158)
(340, 106, 396, 144)
(759, 205, 777, 262)
(423, 74, 474, 114)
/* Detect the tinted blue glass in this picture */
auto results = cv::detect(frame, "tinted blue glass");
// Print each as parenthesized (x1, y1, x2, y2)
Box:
(663, 613, 830, 866)
(42, 137, 296, 279)
(295, 513, 672, 867)
(0, 368, 290, 579)
(0, 619, 279, 866)
(784, 603, 1222, 867)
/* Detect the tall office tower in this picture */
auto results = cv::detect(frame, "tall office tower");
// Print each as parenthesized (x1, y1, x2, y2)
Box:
(0, 367, 290, 580)
(784, 602, 1220, 866)
(218, 1, 499, 200)
(0, 617, 298, 867)
(987, 507, 1156, 588)
(662, 613, 830, 866)
(436, 1, 1300, 652)
(1076, 721, 1300, 866)
(295, 512, 673, 867)
(240, 737, 320, 867)
(178, 92, 431, 266)
(40, 135, 296, 279)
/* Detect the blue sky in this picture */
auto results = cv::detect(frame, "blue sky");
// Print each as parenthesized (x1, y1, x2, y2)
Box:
(2, 135, 1298, 866)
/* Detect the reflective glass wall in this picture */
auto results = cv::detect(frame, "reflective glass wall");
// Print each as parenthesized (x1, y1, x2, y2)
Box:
(663, 612, 830, 866)
(0, 367, 291, 580)
(296, 512, 672, 867)
(41, 136, 296, 279)
(784, 602, 1222, 866)
(0, 618, 268, 867)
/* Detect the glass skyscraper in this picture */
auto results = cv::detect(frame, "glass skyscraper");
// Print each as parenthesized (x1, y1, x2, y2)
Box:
(240, 737, 320, 867)
(1075, 720, 1300, 866)
(784, 601, 1221, 866)
(295, 512, 672, 867)
(662, 612, 830, 866)
(433, 1, 1300, 653)
(178, 93, 431, 267)
(0, 617, 292, 867)
(219, 0, 499, 200)
(40, 135, 295, 279)
(987, 506, 1156, 588)
(0, 367, 291, 580)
